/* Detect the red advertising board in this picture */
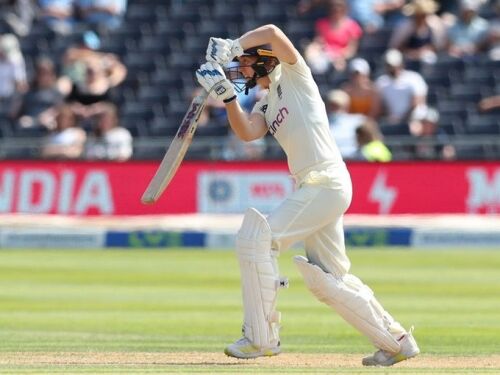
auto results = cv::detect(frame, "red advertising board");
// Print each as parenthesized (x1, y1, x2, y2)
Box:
(0, 161, 499, 215)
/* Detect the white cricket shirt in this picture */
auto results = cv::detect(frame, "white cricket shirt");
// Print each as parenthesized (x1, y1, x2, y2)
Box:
(252, 56, 343, 176)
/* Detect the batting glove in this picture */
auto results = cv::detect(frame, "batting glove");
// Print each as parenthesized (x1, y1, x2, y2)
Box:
(206, 37, 243, 66)
(196, 62, 236, 102)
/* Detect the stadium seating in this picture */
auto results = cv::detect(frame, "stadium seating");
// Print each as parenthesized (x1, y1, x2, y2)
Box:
(1, 0, 499, 161)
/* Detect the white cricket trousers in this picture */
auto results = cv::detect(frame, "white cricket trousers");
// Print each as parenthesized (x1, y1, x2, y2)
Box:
(267, 163, 353, 277)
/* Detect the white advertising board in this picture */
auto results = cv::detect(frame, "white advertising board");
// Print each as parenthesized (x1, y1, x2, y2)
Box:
(198, 172, 294, 213)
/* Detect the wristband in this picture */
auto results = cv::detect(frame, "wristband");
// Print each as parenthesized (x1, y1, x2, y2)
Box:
(223, 95, 237, 104)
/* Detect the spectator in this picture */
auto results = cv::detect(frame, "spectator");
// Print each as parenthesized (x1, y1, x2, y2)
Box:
(446, 0, 489, 58)
(299, 0, 405, 29)
(0, 0, 35, 36)
(408, 106, 456, 160)
(304, 0, 363, 74)
(66, 56, 117, 106)
(354, 119, 392, 162)
(59, 31, 101, 87)
(60, 31, 126, 96)
(348, 0, 385, 33)
(76, 0, 127, 33)
(389, 0, 446, 65)
(0, 33, 27, 106)
(10, 57, 64, 129)
(38, 0, 76, 35)
(340, 57, 381, 118)
(84, 102, 132, 161)
(59, 31, 127, 118)
(326, 89, 367, 159)
(0, 33, 26, 79)
(438, 0, 487, 18)
(375, 49, 428, 125)
(374, 0, 407, 27)
(348, 0, 405, 33)
(485, 0, 500, 61)
(40, 104, 86, 159)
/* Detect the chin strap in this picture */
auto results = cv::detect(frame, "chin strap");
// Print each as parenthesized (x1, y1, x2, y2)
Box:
(237, 56, 279, 95)
(244, 60, 269, 95)
(244, 73, 258, 95)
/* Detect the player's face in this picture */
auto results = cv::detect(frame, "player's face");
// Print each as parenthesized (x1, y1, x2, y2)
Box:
(237, 56, 272, 89)
(238, 56, 259, 78)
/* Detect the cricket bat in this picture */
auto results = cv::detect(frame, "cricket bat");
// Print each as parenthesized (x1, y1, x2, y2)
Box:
(141, 89, 209, 204)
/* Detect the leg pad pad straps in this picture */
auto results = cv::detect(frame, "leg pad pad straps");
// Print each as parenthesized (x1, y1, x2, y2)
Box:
(294, 255, 400, 353)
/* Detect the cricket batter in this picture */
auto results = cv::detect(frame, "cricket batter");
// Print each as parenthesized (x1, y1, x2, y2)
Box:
(196, 24, 419, 366)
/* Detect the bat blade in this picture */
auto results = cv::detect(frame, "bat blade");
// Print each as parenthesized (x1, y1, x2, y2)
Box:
(141, 90, 209, 204)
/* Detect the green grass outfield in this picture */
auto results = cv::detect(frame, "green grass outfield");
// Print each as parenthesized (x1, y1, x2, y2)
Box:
(0, 248, 499, 374)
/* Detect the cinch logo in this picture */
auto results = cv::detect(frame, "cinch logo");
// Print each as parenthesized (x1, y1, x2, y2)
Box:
(269, 107, 289, 135)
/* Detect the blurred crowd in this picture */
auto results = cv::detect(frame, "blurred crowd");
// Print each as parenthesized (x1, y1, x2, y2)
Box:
(194, 0, 500, 162)
(0, 0, 499, 162)
(0, 0, 131, 161)
(299, 0, 499, 161)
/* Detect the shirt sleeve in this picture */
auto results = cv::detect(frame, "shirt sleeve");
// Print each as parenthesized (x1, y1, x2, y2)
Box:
(251, 94, 269, 118)
(280, 54, 312, 79)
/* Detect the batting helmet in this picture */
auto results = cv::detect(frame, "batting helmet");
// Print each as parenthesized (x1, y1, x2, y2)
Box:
(227, 44, 279, 94)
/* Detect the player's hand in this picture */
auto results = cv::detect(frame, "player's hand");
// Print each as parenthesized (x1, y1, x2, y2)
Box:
(196, 62, 236, 102)
(206, 37, 243, 66)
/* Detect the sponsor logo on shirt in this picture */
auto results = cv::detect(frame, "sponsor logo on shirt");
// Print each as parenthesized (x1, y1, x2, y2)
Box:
(269, 107, 289, 135)
(260, 104, 268, 114)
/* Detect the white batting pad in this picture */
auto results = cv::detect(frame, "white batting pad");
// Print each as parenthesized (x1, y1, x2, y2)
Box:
(294, 255, 402, 353)
(236, 208, 281, 349)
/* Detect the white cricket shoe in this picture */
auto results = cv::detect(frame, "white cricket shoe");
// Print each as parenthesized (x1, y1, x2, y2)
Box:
(224, 337, 281, 359)
(362, 327, 420, 366)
